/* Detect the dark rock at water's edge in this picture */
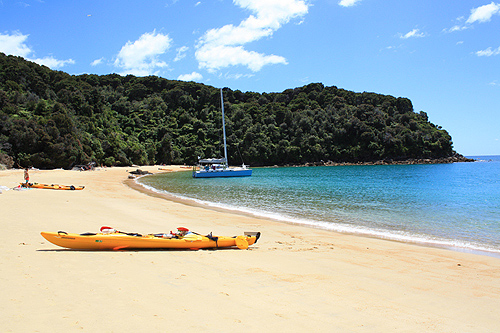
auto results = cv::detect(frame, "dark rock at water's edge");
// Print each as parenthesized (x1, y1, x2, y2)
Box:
(129, 169, 153, 175)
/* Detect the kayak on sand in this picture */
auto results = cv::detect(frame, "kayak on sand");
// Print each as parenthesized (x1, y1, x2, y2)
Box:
(41, 226, 261, 250)
(21, 182, 85, 190)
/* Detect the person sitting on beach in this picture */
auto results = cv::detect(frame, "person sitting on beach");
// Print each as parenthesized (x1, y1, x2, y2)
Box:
(24, 168, 29, 184)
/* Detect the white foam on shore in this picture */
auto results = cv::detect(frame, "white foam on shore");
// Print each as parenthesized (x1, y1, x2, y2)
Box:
(136, 179, 500, 257)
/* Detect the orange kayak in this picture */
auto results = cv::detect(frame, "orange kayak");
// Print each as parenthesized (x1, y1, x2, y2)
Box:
(41, 228, 260, 250)
(21, 183, 85, 190)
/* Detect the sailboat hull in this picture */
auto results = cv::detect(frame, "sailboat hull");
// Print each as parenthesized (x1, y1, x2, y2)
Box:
(193, 168, 252, 178)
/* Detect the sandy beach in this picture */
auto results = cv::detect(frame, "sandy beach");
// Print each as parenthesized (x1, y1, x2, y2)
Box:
(1, 166, 499, 332)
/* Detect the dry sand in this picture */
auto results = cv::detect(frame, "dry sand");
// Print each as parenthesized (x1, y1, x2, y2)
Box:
(1, 166, 499, 332)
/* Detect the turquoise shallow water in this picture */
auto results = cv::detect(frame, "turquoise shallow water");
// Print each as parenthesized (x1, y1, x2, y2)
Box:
(139, 156, 500, 256)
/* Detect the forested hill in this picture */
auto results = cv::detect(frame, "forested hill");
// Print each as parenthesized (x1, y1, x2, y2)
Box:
(0, 52, 463, 169)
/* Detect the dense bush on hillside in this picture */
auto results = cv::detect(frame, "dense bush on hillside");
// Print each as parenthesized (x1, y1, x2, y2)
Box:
(0, 52, 457, 169)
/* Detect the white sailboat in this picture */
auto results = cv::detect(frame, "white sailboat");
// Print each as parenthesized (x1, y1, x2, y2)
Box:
(192, 89, 252, 178)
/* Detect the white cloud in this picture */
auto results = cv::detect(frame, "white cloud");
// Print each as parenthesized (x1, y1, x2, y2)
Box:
(32, 56, 75, 69)
(466, 2, 500, 24)
(0, 31, 74, 69)
(114, 30, 172, 76)
(476, 46, 500, 56)
(400, 29, 426, 39)
(165, 0, 179, 7)
(197, 44, 287, 72)
(224, 73, 254, 80)
(91, 57, 104, 66)
(445, 3, 499, 33)
(178, 71, 203, 81)
(195, 0, 309, 73)
(443, 25, 468, 33)
(0, 31, 31, 57)
(338, 0, 361, 7)
(174, 46, 189, 62)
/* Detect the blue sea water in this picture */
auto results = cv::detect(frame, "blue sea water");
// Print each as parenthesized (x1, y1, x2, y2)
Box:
(139, 156, 500, 256)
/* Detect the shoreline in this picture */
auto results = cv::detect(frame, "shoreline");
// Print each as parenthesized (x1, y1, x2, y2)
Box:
(133, 172, 500, 259)
(2, 166, 500, 331)
(250, 154, 476, 168)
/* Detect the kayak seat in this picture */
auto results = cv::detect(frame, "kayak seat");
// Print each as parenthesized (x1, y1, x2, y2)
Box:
(123, 232, 142, 237)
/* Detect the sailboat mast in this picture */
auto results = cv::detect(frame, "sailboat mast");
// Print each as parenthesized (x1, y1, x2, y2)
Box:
(220, 88, 228, 165)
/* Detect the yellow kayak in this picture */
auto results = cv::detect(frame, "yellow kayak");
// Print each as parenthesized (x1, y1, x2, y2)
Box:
(21, 182, 85, 190)
(40, 227, 260, 250)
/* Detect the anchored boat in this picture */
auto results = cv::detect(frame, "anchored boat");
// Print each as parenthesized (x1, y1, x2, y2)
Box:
(193, 89, 252, 178)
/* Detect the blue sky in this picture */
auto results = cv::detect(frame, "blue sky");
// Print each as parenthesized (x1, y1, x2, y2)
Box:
(1, 0, 499, 156)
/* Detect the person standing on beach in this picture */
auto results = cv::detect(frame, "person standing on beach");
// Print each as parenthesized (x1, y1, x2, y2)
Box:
(24, 168, 29, 184)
